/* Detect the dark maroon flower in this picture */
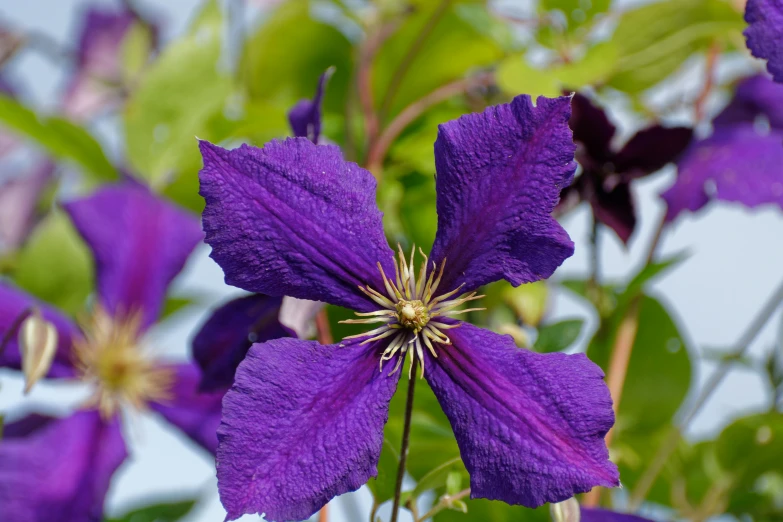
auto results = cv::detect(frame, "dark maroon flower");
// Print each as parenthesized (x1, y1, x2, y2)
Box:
(0, 184, 222, 521)
(557, 93, 692, 243)
(662, 75, 783, 220)
(745, 0, 783, 83)
(199, 94, 619, 521)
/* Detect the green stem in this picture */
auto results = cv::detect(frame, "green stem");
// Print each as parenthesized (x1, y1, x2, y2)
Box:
(416, 488, 471, 521)
(390, 356, 418, 522)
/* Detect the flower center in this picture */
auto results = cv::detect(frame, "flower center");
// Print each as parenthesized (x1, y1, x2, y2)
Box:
(340, 245, 484, 378)
(396, 299, 429, 332)
(73, 307, 173, 418)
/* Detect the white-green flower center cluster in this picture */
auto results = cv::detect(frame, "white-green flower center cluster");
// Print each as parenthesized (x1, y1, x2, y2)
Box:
(341, 245, 483, 378)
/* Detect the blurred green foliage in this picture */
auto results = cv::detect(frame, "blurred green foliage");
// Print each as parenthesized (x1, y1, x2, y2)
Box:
(104, 499, 196, 522)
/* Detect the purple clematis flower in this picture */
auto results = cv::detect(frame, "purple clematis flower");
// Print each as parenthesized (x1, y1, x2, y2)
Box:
(556, 93, 692, 243)
(0, 183, 223, 522)
(62, 7, 156, 120)
(199, 94, 619, 521)
(662, 75, 783, 220)
(0, 161, 55, 252)
(192, 293, 294, 391)
(745, 0, 783, 83)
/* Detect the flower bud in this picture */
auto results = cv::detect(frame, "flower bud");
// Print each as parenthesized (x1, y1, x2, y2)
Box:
(550, 497, 580, 522)
(19, 308, 58, 394)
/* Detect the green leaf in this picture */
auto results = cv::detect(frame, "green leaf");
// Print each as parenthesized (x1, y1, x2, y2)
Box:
(496, 59, 561, 98)
(622, 252, 689, 302)
(120, 21, 156, 84)
(0, 95, 117, 182)
(607, 0, 744, 93)
(497, 42, 618, 98)
(241, 0, 352, 112)
(501, 280, 548, 326)
(587, 295, 692, 434)
(159, 295, 199, 322)
(373, 2, 503, 119)
(105, 499, 196, 522)
(124, 0, 232, 184)
(433, 498, 548, 522)
(367, 438, 400, 505)
(541, 0, 611, 18)
(389, 106, 468, 175)
(717, 413, 783, 484)
(10, 212, 92, 316)
(539, 0, 612, 35)
(399, 173, 438, 252)
(534, 319, 583, 353)
(407, 457, 466, 501)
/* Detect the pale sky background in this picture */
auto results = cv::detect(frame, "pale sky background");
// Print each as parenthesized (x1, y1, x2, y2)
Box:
(0, 1, 781, 521)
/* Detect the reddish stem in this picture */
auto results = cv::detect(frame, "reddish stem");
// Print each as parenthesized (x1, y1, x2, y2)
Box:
(366, 72, 495, 175)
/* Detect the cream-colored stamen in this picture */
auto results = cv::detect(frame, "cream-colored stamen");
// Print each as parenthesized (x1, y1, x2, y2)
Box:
(73, 307, 173, 418)
(340, 244, 484, 378)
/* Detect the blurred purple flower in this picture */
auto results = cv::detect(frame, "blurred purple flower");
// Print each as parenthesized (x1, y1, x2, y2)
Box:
(0, 161, 54, 252)
(287, 68, 333, 144)
(199, 94, 619, 521)
(745, 0, 783, 83)
(662, 75, 783, 220)
(0, 183, 223, 522)
(0, 74, 22, 156)
(557, 93, 692, 243)
(192, 294, 294, 392)
(62, 7, 156, 120)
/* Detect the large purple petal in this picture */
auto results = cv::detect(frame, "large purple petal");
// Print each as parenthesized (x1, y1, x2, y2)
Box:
(613, 125, 693, 176)
(192, 293, 292, 391)
(0, 161, 54, 251)
(0, 410, 127, 522)
(149, 363, 225, 455)
(713, 74, 783, 129)
(63, 183, 203, 330)
(0, 282, 79, 378)
(662, 125, 783, 221)
(217, 337, 400, 521)
(288, 69, 332, 144)
(423, 323, 618, 508)
(569, 92, 616, 164)
(199, 139, 395, 313)
(745, 0, 783, 83)
(581, 507, 655, 522)
(430, 95, 575, 295)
